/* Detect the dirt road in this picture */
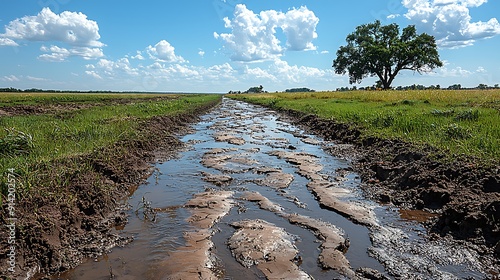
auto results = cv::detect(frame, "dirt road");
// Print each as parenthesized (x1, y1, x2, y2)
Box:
(58, 98, 496, 279)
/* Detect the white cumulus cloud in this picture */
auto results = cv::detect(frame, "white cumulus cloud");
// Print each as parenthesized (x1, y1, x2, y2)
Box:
(82, 54, 341, 92)
(0, 8, 105, 60)
(403, 0, 500, 48)
(38, 45, 104, 62)
(270, 59, 330, 83)
(0, 38, 18, 47)
(85, 70, 103, 79)
(130, 51, 145, 60)
(243, 65, 278, 82)
(215, 4, 319, 61)
(146, 40, 185, 63)
(281, 6, 319, 51)
(2, 7, 103, 47)
(95, 58, 138, 77)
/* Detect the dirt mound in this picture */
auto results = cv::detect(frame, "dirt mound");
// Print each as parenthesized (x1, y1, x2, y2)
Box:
(278, 109, 500, 257)
(0, 98, 221, 279)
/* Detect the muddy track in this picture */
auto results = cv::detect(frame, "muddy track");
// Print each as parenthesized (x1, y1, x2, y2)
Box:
(50, 97, 498, 279)
(3, 97, 498, 279)
(0, 97, 221, 279)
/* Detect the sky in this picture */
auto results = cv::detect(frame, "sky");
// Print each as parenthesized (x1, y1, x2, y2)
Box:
(0, 0, 499, 93)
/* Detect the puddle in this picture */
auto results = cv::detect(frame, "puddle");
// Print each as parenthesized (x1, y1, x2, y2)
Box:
(54, 98, 491, 280)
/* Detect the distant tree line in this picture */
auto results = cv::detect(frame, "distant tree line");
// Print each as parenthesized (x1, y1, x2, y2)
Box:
(285, 88, 315, 93)
(227, 83, 499, 94)
(229, 86, 318, 94)
(334, 83, 500, 92)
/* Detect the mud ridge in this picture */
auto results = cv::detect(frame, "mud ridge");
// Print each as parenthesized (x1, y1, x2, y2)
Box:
(158, 190, 234, 279)
(276, 108, 500, 259)
(228, 219, 311, 280)
(0, 97, 221, 279)
(241, 191, 356, 277)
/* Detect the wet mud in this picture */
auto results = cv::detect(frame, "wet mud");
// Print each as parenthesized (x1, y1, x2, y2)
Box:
(241, 191, 353, 276)
(23, 97, 499, 279)
(157, 190, 233, 279)
(229, 219, 311, 279)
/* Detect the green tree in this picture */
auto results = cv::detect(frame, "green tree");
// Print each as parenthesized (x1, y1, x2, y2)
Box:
(245, 85, 264, 93)
(333, 20, 443, 90)
(448, 84, 462, 90)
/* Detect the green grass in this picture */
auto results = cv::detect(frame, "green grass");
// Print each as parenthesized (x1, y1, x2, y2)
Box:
(228, 90, 500, 163)
(0, 93, 221, 200)
(0, 92, 171, 106)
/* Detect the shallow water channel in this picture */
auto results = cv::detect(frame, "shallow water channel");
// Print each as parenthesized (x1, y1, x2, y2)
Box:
(57, 98, 489, 279)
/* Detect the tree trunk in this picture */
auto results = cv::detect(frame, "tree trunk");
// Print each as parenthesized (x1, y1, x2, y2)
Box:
(382, 79, 390, 90)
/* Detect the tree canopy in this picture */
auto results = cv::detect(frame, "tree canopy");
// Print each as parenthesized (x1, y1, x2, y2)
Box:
(333, 20, 443, 90)
(285, 87, 315, 93)
(245, 85, 264, 93)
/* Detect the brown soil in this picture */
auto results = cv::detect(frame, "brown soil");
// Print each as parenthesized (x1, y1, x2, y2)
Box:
(277, 109, 500, 260)
(268, 150, 376, 226)
(200, 148, 258, 173)
(242, 191, 284, 213)
(228, 219, 311, 279)
(285, 214, 353, 277)
(307, 180, 376, 227)
(157, 190, 234, 279)
(0, 97, 221, 279)
(240, 191, 376, 278)
(202, 172, 233, 187)
(253, 170, 294, 189)
(214, 132, 246, 145)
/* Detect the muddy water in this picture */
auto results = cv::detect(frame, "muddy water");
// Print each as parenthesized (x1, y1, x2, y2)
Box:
(55, 98, 490, 279)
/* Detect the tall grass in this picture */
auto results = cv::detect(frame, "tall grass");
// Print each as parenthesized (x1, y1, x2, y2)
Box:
(229, 90, 500, 163)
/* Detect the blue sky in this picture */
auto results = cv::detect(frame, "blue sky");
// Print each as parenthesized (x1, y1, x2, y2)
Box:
(0, 0, 499, 93)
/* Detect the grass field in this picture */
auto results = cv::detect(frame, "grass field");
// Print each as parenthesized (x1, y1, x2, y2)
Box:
(0, 93, 221, 201)
(0, 92, 163, 106)
(228, 90, 500, 163)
